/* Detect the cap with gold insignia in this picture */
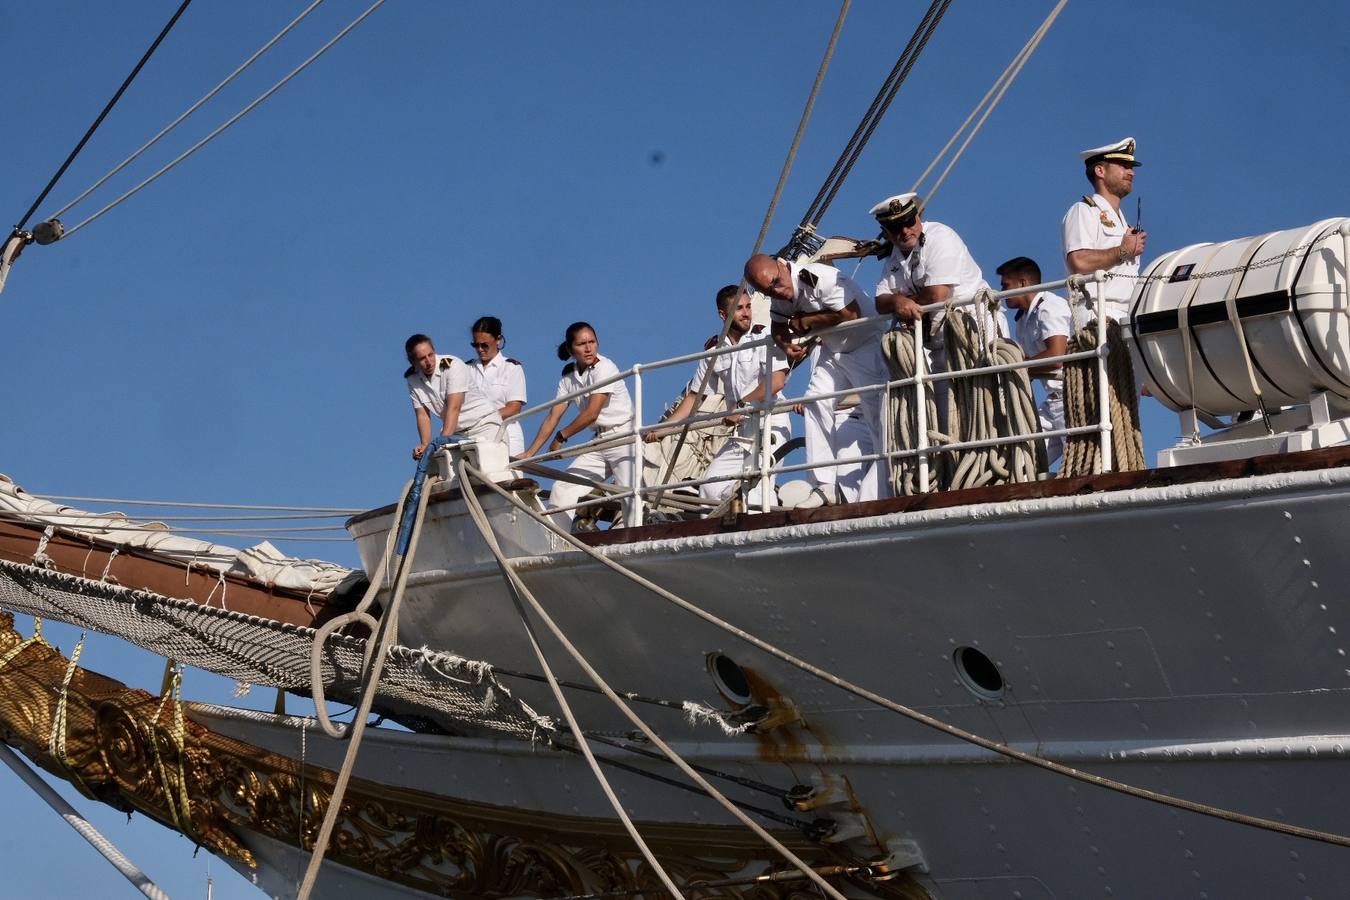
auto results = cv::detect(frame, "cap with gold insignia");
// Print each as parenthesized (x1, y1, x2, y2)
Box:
(1080, 137, 1141, 168)
(869, 192, 921, 229)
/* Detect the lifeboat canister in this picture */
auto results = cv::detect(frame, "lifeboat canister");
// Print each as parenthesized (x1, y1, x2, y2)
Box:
(1124, 217, 1350, 414)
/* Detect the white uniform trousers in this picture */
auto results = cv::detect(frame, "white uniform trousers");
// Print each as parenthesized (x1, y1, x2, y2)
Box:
(831, 408, 878, 503)
(803, 344, 887, 500)
(549, 437, 635, 527)
(699, 420, 791, 508)
(1038, 386, 1065, 467)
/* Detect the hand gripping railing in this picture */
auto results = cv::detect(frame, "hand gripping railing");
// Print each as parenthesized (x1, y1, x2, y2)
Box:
(505, 270, 1111, 526)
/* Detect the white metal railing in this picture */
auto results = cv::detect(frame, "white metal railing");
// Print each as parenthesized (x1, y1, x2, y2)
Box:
(502, 272, 1112, 526)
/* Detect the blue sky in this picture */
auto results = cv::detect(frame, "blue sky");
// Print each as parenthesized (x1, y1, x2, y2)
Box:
(2, 1, 1348, 896)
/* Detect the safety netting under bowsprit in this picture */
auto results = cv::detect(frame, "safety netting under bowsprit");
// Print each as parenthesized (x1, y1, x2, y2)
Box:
(0, 557, 551, 741)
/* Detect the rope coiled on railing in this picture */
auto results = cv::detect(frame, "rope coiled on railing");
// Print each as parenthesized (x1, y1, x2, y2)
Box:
(942, 306, 1042, 490)
(880, 329, 944, 496)
(1059, 320, 1146, 477)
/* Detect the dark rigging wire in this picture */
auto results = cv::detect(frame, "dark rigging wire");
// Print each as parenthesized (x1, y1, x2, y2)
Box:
(12, 0, 194, 234)
(788, 0, 952, 253)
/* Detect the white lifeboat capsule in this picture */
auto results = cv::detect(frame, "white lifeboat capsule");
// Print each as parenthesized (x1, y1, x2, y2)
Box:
(1125, 217, 1350, 414)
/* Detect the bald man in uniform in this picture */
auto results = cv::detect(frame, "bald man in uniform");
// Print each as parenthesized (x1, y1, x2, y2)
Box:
(744, 253, 887, 503)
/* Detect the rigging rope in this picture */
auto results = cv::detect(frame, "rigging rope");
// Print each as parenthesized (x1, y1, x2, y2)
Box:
(29, 494, 361, 513)
(11, 0, 194, 234)
(652, 0, 850, 508)
(458, 456, 849, 900)
(295, 461, 433, 900)
(792, 0, 951, 244)
(465, 463, 1350, 851)
(461, 463, 690, 900)
(60, 0, 387, 241)
(912, 0, 1067, 207)
(47, 0, 327, 223)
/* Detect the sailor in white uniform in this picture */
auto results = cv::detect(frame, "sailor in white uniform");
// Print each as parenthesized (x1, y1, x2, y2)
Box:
(1061, 136, 1148, 322)
(997, 256, 1072, 466)
(647, 285, 790, 508)
(466, 316, 528, 456)
(871, 192, 1007, 432)
(744, 253, 887, 503)
(403, 333, 504, 460)
(522, 322, 635, 527)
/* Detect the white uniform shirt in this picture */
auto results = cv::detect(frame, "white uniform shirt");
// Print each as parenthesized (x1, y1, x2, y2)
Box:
(875, 221, 1007, 345)
(1013, 291, 1072, 393)
(691, 325, 791, 431)
(555, 354, 633, 431)
(406, 354, 501, 431)
(1061, 192, 1138, 320)
(769, 262, 873, 355)
(467, 354, 527, 416)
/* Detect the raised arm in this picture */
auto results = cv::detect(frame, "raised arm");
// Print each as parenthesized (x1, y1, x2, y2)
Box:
(522, 401, 568, 458)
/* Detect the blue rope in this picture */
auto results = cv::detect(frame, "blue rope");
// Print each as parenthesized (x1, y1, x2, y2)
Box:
(395, 435, 462, 556)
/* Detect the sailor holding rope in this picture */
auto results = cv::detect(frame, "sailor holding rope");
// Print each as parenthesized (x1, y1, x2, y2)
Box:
(403, 333, 505, 461)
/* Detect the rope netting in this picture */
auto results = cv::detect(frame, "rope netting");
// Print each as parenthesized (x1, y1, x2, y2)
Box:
(0, 557, 551, 741)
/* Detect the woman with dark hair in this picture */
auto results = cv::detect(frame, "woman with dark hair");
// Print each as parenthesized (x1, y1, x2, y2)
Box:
(466, 316, 528, 456)
(522, 322, 634, 526)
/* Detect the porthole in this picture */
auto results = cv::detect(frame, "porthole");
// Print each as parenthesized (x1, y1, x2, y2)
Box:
(706, 652, 753, 706)
(953, 646, 1004, 700)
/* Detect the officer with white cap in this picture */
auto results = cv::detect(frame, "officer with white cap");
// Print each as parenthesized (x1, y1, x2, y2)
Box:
(871, 192, 1006, 432)
(1061, 137, 1148, 322)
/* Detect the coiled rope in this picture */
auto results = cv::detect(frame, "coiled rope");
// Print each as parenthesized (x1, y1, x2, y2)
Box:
(880, 328, 944, 495)
(1059, 320, 1146, 477)
(941, 303, 1041, 490)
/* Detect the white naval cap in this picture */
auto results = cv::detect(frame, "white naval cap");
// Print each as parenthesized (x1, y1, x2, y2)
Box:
(869, 192, 921, 226)
(1079, 136, 1141, 167)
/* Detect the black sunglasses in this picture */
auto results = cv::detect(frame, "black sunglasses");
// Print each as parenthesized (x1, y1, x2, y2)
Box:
(470, 341, 493, 350)
(881, 214, 917, 233)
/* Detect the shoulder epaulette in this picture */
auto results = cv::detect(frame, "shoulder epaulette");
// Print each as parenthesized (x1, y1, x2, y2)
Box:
(797, 267, 818, 289)
(1081, 195, 1096, 207)
(561, 362, 576, 376)
(506, 357, 522, 365)
(703, 335, 719, 351)
(403, 365, 415, 378)
(751, 323, 767, 334)
(438, 357, 455, 371)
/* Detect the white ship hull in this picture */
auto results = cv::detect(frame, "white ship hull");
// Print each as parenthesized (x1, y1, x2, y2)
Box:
(335, 456, 1350, 897)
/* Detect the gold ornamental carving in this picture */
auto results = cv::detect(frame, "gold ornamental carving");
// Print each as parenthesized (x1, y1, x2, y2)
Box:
(0, 613, 928, 898)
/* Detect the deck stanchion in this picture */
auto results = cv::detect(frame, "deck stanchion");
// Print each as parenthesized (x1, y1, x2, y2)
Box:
(913, 323, 930, 493)
(631, 365, 644, 527)
(1095, 275, 1113, 473)
(758, 346, 773, 513)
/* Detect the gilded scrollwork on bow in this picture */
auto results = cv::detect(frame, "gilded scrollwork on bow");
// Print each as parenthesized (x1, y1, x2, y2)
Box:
(0, 612, 929, 898)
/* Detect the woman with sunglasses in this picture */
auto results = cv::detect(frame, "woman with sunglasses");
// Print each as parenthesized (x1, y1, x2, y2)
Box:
(466, 316, 528, 456)
(522, 321, 635, 527)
